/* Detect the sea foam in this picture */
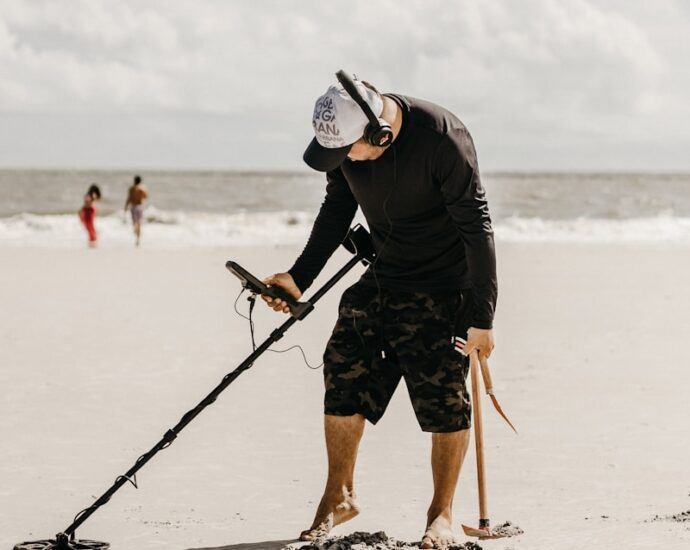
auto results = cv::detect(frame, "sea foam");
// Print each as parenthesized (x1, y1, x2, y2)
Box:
(496, 214, 690, 243)
(0, 208, 315, 248)
(1, 208, 690, 248)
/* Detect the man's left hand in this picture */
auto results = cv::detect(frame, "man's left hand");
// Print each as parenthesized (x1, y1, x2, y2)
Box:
(464, 327, 494, 359)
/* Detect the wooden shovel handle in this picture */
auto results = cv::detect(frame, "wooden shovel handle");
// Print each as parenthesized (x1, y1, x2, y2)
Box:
(479, 356, 494, 394)
(470, 351, 488, 522)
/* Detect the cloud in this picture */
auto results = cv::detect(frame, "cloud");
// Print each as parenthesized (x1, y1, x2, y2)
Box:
(0, 1, 183, 111)
(0, 0, 687, 169)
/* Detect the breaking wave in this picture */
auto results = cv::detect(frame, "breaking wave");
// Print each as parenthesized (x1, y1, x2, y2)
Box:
(1, 208, 690, 248)
(0, 207, 315, 248)
(495, 215, 690, 243)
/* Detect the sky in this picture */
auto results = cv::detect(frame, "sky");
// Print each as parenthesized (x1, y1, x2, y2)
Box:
(0, 0, 688, 172)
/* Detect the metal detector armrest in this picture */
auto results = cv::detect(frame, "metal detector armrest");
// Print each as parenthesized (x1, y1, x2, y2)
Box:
(225, 261, 313, 319)
(342, 224, 375, 265)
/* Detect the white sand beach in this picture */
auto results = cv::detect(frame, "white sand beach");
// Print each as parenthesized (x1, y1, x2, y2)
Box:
(1, 242, 689, 549)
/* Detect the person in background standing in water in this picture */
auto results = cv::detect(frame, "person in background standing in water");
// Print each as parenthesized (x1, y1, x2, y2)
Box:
(124, 175, 148, 247)
(78, 183, 101, 248)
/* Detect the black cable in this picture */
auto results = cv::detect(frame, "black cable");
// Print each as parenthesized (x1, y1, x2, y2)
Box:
(370, 143, 396, 296)
(234, 287, 322, 369)
(247, 295, 257, 351)
(366, 143, 396, 348)
(233, 288, 257, 351)
(267, 344, 323, 370)
(233, 288, 251, 321)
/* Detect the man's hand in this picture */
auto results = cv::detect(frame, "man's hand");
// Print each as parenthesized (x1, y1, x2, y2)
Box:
(464, 327, 495, 359)
(261, 273, 302, 314)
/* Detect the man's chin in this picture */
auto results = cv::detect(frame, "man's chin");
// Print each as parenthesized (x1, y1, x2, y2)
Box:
(348, 154, 383, 162)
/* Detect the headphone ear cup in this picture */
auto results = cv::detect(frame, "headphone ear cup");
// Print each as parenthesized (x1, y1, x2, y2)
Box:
(365, 119, 394, 147)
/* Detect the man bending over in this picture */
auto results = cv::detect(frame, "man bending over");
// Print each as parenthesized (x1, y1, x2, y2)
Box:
(263, 71, 497, 548)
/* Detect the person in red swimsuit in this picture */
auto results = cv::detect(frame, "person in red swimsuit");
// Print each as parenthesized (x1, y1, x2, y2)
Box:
(78, 184, 101, 248)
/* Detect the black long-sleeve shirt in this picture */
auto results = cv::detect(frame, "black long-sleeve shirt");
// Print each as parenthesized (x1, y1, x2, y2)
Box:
(289, 94, 497, 329)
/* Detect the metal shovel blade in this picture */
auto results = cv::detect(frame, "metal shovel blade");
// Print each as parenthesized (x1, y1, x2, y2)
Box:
(461, 524, 507, 539)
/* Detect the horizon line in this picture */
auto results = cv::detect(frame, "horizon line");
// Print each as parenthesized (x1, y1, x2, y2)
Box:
(1, 166, 689, 177)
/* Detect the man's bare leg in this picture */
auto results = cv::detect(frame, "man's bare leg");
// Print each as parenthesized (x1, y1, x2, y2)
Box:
(300, 414, 365, 540)
(421, 429, 470, 549)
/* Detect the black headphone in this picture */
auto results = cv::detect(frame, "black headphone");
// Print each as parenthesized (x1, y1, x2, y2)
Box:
(336, 70, 394, 148)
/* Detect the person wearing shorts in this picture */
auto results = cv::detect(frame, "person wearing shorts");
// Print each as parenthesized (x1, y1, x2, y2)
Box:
(263, 72, 497, 548)
(324, 283, 474, 434)
(131, 204, 144, 226)
(124, 175, 148, 247)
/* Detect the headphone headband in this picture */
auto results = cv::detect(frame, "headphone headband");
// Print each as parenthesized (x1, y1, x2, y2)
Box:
(335, 70, 380, 128)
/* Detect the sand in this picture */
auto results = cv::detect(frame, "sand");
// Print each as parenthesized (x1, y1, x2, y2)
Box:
(1, 242, 689, 550)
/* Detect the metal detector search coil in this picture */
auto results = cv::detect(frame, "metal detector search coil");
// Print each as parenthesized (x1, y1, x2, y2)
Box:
(14, 538, 109, 550)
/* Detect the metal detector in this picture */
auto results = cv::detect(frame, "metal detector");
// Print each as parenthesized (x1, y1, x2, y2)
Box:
(13, 224, 374, 550)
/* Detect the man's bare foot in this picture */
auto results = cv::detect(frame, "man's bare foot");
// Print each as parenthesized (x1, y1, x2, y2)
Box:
(421, 513, 456, 549)
(299, 492, 360, 541)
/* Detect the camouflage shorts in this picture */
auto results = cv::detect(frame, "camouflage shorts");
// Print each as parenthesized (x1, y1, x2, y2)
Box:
(323, 281, 473, 432)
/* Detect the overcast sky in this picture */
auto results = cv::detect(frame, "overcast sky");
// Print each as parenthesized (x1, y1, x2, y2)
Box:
(0, 0, 688, 171)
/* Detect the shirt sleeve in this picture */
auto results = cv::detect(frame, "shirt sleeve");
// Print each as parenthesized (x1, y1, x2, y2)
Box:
(433, 128, 498, 329)
(288, 168, 358, 293)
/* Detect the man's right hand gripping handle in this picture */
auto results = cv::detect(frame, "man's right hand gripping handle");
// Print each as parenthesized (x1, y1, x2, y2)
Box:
(261, 273, 303, 314)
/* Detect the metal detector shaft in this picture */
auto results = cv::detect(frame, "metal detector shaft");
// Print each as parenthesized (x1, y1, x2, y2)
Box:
(61, 245, 368, 539)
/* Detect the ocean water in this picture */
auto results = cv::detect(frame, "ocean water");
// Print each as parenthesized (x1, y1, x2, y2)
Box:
(1, 169, 689, 248)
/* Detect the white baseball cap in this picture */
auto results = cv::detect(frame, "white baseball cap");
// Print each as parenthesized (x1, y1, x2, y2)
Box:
(303, 81, 384, 172)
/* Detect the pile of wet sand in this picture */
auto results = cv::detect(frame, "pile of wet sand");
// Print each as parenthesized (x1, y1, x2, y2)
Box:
(284, 531, 483, 549)
(283, 521, 524, 549)
(487, 521, 524, 537)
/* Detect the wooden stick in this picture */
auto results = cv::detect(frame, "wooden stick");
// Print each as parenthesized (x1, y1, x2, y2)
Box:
(470, 352, 489, 527)
(479, 356, 494, 394)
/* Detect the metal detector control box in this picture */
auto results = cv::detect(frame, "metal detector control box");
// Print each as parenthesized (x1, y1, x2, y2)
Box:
(225, 261, 314, 319)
